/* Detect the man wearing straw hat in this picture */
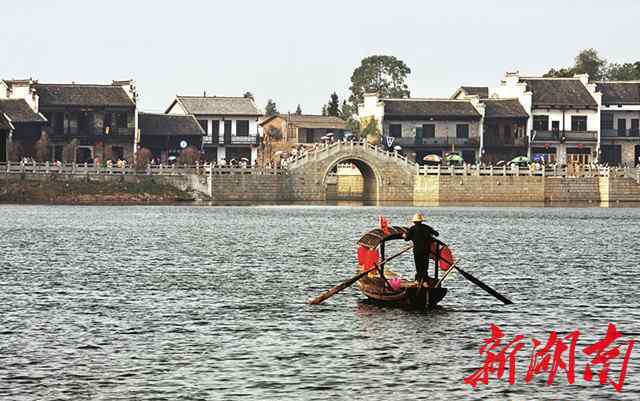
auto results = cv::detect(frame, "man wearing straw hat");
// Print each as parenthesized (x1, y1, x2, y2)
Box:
(403, 213, 439, 281)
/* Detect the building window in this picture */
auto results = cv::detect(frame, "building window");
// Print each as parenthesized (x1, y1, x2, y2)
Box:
(65, 112, 79, 135)
(54, 112, 64, 134)
(389, 124, 402, 138)
(211, 120, 220, 143)
(533, 115, 549, 131)
(236, 120, 249, 136)
(116, 112, 128, 128)
(617, 119, 627, 135)
(631, 119, 639, 136)
(423, 124, 435, 138)
(571, 116, 587, 132)
(456, 124, 469, 139)
(104, 112, 113, 133)
(601, 111, 614, 130)
(198, 120, 208, 134)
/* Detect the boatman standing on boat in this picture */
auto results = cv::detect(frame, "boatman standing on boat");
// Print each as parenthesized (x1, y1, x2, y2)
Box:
(403, 213, 439, 281)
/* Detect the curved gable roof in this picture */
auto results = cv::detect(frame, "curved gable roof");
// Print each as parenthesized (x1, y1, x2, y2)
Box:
(173, 96, 261, 116)
(482, 99, 529, 119)
(520, 78, 597, 109)
(35, 84, 134, 107)
(139, 113, 205, 136)
(0, 99, 46, 123)
(596, 82, 640, 105)
(384, 99, 481, 119)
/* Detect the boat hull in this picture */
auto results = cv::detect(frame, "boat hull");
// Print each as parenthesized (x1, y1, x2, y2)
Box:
(357, 273, 447, 310)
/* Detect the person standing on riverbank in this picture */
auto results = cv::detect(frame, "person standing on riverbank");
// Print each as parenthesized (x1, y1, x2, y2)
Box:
(403, 213, 439, 281)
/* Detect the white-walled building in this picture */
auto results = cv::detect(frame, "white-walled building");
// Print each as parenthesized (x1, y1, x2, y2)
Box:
(595, 81, 640, 166)
(491, 73, 602, 164)
(451, 86, 530, 164)
(358, 94, 483, 163)
(166, 95, 262, 164)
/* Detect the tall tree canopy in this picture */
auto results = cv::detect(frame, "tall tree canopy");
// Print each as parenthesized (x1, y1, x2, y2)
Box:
(340, 100, 354, 120)
(349, 55, 411, 106)
(607, 62, 640, 81)
(574, 49, 607, 80)
(326, 92, 340, 117)
(265, 99, 278, 116)
(243, 91, 254, 99)
(295, 104, 302, 115)
(542, 48, 640, 81)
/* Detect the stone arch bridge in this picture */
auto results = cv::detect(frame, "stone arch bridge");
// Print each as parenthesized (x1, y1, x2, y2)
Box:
(286, 141, 417, 202)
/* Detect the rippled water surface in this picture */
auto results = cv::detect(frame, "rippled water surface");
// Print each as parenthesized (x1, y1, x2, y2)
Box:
(1, 205, 639, 400)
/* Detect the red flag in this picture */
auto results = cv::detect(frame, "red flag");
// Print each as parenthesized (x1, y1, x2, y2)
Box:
(378, 215, 390, 235)
(430, 242, 455, 270)
(357, 245, 380, 269)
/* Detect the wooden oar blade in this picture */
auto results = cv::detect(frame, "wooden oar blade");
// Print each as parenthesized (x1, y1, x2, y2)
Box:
(308, 245, 413, 305)
(455, 266, 513, 305)
(308, 268, 372, 305)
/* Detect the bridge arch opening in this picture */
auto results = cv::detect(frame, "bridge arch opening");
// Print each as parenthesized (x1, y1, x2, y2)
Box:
(324, 157, 380, 202)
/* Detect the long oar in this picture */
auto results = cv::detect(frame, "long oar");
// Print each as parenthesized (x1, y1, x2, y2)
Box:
(308, 245, 413, 305)
(455, 265, 513, 305)
(436, 254, 512, 305)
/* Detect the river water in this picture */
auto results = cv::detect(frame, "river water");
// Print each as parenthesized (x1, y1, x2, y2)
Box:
(1, 205, 639, 400)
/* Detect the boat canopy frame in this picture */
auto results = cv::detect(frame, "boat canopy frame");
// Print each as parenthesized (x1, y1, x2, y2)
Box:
(358, 226, 448, 281)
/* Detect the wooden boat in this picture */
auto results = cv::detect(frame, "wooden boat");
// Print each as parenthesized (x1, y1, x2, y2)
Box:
(356, 226, 449, 309)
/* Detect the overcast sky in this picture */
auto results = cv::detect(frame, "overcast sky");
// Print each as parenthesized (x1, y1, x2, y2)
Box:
(3, 1, 639, 114)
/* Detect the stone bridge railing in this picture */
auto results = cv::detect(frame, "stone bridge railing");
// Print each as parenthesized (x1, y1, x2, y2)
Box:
(285, 140, 416, 170)
(0, 162, 287, 177)
(417, 164, 640, 180)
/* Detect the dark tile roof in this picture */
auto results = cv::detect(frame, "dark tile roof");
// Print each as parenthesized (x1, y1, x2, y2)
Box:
(0, 114, 12, 130)
(35, 83, 135, 107)
(460, 86, 489, 98)
(482, 99, 529, 119)
(520, 78, 598, 108)
(383, 99, 482, 119)
(139, 113, 205, 136)
(0, 99, 47, 123)
(172, 96, 261, 116)
(595, 82, 640, 105)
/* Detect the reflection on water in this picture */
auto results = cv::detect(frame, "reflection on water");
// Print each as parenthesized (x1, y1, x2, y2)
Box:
(1, 205, 639, 400)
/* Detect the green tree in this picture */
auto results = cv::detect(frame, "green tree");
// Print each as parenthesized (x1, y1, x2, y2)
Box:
(321, 104, 328, 116)
(345, 117, 360, 137)
(543, 67, 577, 78)
(295, 104, 302, 114)
(243, 91, 254, 99)
(543, 48, 607, 80)
(265, 99, 278, 116)
(349, 55, 411, 105)
(326, 92, 340, 117)
(340, 100, 354, 120)
(607, 62, 640, 80)
(574, 49, 607, 80)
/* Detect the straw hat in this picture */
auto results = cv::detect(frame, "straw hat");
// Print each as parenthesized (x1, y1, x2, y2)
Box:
(412, 213, 424, 223)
